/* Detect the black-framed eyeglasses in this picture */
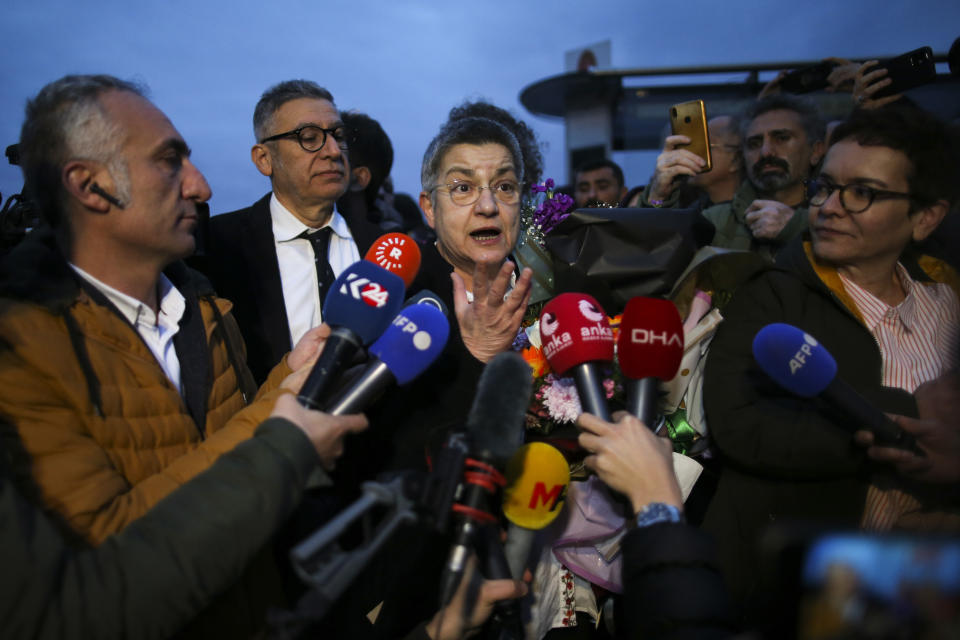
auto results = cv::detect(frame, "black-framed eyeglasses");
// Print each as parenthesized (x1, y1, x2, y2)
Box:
(430, 179, 521, 206)
(258, 124, 348, 152)
(804, 177, 914, 214)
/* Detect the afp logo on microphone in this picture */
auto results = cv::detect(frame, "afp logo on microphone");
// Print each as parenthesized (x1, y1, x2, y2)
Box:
(392, 313, 435, 351)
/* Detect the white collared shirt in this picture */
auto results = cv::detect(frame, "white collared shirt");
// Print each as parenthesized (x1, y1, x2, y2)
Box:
(70, 264, 186, 393)
(840, 263, 960, 393)
(270, 193, 360, 347)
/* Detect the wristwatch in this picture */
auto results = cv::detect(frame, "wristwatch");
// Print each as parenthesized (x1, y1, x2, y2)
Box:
(634, 502, 684, 528)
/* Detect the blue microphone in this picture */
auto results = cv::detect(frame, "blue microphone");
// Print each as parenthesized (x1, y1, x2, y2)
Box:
(298, 260, 405, 410)
(322, 304, 450, 415)
(752, 323, 921, 453)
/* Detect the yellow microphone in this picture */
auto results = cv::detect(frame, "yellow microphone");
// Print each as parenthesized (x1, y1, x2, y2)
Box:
(501, 442, 570, 578)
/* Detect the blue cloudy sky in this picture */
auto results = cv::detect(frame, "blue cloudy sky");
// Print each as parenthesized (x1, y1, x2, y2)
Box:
(2, 0, 958, 214)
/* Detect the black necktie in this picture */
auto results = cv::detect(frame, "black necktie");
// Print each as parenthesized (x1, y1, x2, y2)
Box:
(300, 227, 336, 309)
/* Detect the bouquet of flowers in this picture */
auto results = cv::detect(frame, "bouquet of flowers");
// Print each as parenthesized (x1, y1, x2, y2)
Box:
(511, 310, 624, 436)
(515, 179, 575, 304)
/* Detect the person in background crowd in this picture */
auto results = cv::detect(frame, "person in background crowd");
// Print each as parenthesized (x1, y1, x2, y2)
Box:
(338, 110, 405, 233)
(638, 114, 743, 210)
(198, 80, 383, 385)
(574, 158, 628, 208)
(695, 94, 825, 259)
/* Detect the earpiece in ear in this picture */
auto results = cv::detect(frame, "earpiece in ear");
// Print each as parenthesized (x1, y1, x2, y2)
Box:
(90, 183, 125, 209)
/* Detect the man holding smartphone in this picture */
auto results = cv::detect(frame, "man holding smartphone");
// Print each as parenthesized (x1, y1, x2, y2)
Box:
(641, 114, 742, 209)
(645, 94, 825, 261)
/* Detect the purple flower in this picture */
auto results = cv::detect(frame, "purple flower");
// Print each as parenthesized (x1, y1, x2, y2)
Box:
(511, 326, 531, 351)
(545, 178, 555, 189)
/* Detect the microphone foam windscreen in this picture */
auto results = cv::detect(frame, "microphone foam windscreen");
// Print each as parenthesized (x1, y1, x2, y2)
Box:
(617, 296, 684, 380)
(539, 293, 614, 376)
(465, 351, 533, 467)
(502, 442, 569, 529)
(323, 260, 406, 344)
(752, 323, 838, 398)
(370, 303, 450, 385)
(365, 232, 421, 288)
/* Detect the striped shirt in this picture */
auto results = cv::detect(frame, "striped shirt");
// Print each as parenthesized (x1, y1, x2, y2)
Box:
(840, 263, 959, 392)
(841, 263, 959, 530)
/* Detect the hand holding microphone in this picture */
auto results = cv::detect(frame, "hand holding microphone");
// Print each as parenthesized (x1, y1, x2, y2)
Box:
(440, 351, 531, 608)
(321, 303, 450, 415)
(577, 412, 683, 515)
(297, 232, 421, 409)
(752, 323, 922, 454)
(297, 260, 405, 409)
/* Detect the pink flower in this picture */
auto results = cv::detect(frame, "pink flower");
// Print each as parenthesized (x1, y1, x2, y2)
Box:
(542, 376, 582, 423)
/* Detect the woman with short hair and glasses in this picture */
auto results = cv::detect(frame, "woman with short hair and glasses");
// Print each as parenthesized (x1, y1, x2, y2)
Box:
(698, 106, 960, 620)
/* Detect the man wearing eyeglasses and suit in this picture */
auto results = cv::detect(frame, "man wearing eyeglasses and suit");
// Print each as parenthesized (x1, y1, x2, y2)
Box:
(198, 80, 382, 384)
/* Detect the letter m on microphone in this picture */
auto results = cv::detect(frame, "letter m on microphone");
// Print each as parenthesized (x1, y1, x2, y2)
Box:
(528, 482, 566, 511)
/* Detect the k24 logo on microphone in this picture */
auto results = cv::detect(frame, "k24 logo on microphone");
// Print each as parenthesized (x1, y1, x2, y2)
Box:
(340, 273, 390, 308)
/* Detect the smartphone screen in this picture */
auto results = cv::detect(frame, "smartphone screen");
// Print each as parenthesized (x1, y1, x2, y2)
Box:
(797, 533, 960, 639)
(669, 100, 712, 172)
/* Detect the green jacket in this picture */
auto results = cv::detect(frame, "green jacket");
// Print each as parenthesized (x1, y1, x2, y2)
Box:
(700, 181, 808, 259)
(1, 417, 321, 640)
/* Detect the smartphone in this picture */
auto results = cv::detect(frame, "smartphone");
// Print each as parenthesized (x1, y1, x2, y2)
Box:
(759, 525, 960, 638)
(780, 61, 838, 94)
(875, 46, 936, 98)
(669, 100, 712, 173)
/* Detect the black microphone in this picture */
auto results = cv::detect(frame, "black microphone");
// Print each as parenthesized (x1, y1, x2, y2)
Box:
(439, 351, 532, 607)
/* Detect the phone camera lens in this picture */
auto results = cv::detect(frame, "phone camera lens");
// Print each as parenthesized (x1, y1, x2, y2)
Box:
(684, 116, 691, 123)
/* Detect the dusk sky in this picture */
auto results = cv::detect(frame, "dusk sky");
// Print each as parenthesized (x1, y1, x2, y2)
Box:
(2, 1, 958, 215)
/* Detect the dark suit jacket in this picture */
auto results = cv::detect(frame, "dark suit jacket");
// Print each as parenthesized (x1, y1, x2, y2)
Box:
(194, 192, 382, 385)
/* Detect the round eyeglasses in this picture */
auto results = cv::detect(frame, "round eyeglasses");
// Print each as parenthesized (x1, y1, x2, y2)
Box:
(258, 125, 349, 152)
(431, 179, 521, 206)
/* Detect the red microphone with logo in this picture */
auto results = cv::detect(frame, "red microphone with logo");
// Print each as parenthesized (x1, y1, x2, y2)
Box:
(617, 296, 684, 428)
(539, 293, 615, 421)
(364, 232, 421, 289)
